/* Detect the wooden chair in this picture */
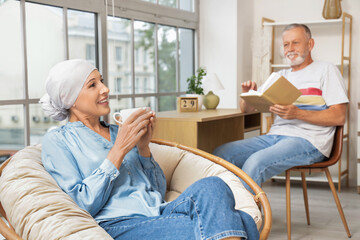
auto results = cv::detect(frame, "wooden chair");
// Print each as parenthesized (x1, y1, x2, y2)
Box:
(0, 140, 272, 240)
(285, 125, 351, 240)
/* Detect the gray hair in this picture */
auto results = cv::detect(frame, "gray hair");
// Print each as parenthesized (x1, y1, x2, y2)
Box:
(282, 24, 312, 39)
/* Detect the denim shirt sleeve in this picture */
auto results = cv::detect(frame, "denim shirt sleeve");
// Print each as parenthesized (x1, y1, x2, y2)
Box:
(136, 148, 167, 199)
(42, 131, 119, 217)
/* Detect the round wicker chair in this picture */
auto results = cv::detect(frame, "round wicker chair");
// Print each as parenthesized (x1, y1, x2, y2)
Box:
(0, 139, 272, 240)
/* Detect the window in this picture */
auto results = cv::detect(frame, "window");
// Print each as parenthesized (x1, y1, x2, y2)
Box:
(179, 0, 194, 12)
(143, 50, 148, 64)
(115, 46, 122, 63)
(140, 0, 194, 12)
(0, 0, 198, 149)
(108, 16, 132, 95)
(109, 18, 195, 110)
(159, 0, 176, 8)
(144, 78, 148, 92)
(0, 105, 24, 149)
(135, 77, 140, 91)
(158, 25, 176, 93)
(135, 49, 140, 65)
(68, 10, 96, 65)
(26, 2, 65, 99)
(115, 77, 122, 93)
(134, 21, 155, 94)
(0, 0, 23, 101)
(86, 44, 96, 63)
(179, 28, 194, 92)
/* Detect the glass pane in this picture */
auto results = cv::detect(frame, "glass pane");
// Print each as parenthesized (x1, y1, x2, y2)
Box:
(142, 0, 157, 3)
(135, 97, 156, 110)
(179, 0, 193, 11)
(159, 0, 176, 8)
(158, 25, 176, 93)
(134, 21, 156, 94)
(26, 3, 65, 99)
(68, 10, 96, 66)
(0, 0, 23, 100)
(108, 17, 132, 95)
(0, 105, 24, 151)
(109, 98, 132, 125)
(159, 95, 176, 111)
(29, 104, 66, 145)
(179, 28, 194, 92)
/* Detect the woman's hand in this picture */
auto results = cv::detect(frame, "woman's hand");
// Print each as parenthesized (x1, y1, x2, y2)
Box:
(137, 112, 156, 157)
(107, 108, 153, 168)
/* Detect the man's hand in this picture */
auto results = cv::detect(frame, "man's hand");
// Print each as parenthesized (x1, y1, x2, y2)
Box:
(269, 104, 299, 119)
(240, 81, 257, 113)
(269, 103, 347, 126)
(241, 80, 257, 93)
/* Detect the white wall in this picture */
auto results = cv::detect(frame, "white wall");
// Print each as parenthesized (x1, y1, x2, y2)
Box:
(199, 0, 359, 187)
(199, 0, 239, 108)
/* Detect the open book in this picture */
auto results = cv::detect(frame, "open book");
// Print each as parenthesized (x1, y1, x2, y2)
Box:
(240, 72, 302, 112)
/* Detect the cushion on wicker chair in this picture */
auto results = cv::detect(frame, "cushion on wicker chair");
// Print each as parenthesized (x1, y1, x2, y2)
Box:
(0, 145, 113, 240)
(150, 143, 262, 229)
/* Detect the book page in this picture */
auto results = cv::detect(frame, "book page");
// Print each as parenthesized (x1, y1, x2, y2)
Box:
(240, 89, 262, 96)
(259, 72, 282, 93)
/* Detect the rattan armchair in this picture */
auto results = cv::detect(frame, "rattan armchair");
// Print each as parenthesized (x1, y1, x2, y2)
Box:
(0, 139, 272, 240)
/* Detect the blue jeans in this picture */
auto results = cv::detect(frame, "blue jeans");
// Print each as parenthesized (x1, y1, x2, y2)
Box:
(213, 135, 326, 192)
(99, 177, 259, 240)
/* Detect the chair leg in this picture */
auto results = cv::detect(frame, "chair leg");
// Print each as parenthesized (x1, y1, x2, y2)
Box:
(300, 172, 310, 225)
(286, 170, 291, 240)
(324, 168, 351, 238)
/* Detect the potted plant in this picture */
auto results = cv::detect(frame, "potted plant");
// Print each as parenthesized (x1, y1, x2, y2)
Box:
(186, 67, 206, 110)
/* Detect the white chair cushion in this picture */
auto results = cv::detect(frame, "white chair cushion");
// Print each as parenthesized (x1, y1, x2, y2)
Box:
(150, 143, 262, 229)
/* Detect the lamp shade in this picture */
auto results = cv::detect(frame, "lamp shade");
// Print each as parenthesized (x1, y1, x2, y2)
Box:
(203, 73, 224, 92)
(203, 73, 224, 110)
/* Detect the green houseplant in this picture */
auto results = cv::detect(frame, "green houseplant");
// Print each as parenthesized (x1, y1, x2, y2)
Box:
(186, 67, 206, 95)
(186, 67, 207, 110)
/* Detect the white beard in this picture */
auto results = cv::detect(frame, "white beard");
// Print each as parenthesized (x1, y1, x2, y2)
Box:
(285, 52, 306, 66)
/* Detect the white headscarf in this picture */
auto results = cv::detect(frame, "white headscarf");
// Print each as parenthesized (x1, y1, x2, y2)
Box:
(39, 59, 97, 121)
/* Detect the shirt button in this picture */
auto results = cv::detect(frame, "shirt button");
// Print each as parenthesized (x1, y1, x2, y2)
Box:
(113, 173, 117, 177)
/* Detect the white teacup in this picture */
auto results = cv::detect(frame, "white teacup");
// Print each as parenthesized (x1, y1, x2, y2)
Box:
(113, 107, 148, 125)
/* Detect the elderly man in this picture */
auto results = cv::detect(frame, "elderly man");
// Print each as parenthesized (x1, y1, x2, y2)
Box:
(213, 24, 348, 192)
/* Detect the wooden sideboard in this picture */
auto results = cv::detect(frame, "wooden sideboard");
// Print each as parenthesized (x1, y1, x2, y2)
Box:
(152, 109, 261, 153)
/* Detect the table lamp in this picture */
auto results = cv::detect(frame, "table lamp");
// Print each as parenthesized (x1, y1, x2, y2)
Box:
(203, 73, 224, 109)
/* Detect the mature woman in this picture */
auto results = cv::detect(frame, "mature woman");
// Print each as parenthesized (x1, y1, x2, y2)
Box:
(40, 59, 259, 240)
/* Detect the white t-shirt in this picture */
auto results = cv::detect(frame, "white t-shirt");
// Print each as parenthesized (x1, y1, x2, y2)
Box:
(266, 61, 349, 157)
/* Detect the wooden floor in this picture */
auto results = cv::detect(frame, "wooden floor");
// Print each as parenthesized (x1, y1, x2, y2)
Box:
(261, 180, 360, 240)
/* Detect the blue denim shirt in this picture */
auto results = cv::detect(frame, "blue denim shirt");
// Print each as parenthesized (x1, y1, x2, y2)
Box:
(41, 121, 167, 222)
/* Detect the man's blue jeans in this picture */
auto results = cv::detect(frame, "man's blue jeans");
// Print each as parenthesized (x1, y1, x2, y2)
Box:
(99, 177, 259, 240)
(213, 135, 326, 192)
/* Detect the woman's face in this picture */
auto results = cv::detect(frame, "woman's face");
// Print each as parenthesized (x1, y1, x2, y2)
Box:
(71, 69, 110, 119)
